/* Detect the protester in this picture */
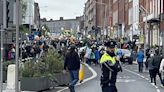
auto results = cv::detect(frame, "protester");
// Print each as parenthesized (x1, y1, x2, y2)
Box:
(94, 47, 100, 65)
(84, 45, 91, 65)
(152, 54, 163, 85)
(147, 54, 155, 84)
(159, 58, 164, 86)
(137, 48, 144, 73)
(64, 45, 80, 92)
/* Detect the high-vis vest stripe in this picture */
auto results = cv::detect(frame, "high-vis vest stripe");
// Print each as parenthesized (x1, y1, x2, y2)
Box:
(100, 53, 116, 64)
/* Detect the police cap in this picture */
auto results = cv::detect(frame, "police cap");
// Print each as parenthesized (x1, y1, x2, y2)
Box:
(104, 40, 116, 48)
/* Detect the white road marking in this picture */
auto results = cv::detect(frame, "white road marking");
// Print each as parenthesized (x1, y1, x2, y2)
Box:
(57, 63, 98, 92)
(124, 68, 161, 92)
(117, 79, 136, 83)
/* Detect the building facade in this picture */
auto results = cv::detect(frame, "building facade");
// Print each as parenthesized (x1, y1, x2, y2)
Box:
(84, 0, 164, 47)
(34, 2, 41, 31)
(41, 17, 80, 37)
(22, 0, 35, 26)
(84, 0, 112, 39)
(139, 0, 163, 46)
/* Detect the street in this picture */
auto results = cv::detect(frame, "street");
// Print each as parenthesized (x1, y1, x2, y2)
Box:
(46, 64, 164, 92)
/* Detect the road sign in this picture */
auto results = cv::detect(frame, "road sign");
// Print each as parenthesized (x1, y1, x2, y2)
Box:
(29, 35, 34, 41)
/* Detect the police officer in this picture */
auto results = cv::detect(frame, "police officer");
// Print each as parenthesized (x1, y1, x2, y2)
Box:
(100, 40, 122, 92)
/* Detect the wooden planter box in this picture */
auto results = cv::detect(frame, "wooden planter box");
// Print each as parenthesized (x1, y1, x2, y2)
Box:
(21, 77, 50, 91)
(54, 72, 70, 86)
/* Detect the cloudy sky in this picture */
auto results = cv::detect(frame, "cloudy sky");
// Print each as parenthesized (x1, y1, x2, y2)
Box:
(35, 0, 87, 20)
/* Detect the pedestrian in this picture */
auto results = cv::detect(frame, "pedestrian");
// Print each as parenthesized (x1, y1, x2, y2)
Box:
(64, 45, 80, 92)
(100, 40, 122, 92)
(90, 48, 96, 65)
(159, 58, 164, 86)
(137, 48, 144, 73)
(152, 54, 163, 85)
(94, 47, 100, 65)
(84, 45, 91, 65)
(147, 54, 155, 84)
(144, 48, 150, 70)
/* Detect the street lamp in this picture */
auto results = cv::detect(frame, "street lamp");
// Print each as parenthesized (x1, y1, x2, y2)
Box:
(139, 5, 148, 57)
(15, 0, 20, 91)
(0, 0, 7, 91)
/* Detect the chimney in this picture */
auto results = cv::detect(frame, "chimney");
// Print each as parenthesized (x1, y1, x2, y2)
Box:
(60, 17, 64, 20)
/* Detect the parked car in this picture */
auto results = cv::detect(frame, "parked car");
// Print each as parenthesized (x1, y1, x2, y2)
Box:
(119, 49, 133, 64)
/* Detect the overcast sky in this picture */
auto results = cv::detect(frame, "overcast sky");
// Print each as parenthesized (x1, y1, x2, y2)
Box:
(35, 0, 87, 20)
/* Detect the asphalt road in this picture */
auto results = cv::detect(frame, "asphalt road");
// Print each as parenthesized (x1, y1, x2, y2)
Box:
(46, 64, 164, 92)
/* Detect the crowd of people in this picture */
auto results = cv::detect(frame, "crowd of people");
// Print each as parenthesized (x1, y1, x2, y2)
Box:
(56, 38, 164, 92)
(144, 47, 164, 86)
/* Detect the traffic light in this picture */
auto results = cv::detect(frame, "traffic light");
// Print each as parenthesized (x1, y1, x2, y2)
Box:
(6, 1, 10, 27)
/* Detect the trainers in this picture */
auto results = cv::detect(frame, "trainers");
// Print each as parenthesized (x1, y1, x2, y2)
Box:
(151, 83, 155, 86)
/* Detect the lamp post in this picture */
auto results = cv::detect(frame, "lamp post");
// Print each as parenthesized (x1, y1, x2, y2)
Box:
(15, 0, 20, 91)
(139, 5, 148, 57)
(0, 0, 7, 91)
(0, 25, 3, 92)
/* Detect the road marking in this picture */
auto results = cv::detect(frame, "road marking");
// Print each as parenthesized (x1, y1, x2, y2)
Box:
(57, 63, 97, 92)
(157, 89, 160, 92)
(117, 79, 136, 83)
(145, 78, 149, 81)
(124, 68, 160, 92)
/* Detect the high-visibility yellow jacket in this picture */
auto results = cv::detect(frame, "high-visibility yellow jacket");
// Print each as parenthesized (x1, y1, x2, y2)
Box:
(100, 53, 118, 86)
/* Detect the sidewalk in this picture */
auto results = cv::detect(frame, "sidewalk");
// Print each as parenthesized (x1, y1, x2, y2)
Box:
(2, 63, 93, 92)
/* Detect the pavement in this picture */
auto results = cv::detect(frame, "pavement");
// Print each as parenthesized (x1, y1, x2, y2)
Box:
(46, 63, 164, 92)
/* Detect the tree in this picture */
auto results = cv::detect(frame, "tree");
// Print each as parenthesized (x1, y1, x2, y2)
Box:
(19, 24, 28, 34)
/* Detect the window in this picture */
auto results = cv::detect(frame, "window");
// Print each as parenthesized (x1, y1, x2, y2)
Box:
(129, 0, 132, 2)
(113, 0, 117, 3)
(128, 8, 133, 25)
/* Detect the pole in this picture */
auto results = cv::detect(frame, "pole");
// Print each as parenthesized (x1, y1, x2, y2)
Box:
(144, 12, 147, 57)
(15, 0, 20, 91)
(0, 25, 3, 92)
(105, 5, 108, 39)
(0, 0, 7, 91)
(163, 31, 164, 57)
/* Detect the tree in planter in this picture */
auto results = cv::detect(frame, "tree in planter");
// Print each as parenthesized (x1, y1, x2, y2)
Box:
(20, 61, 51, 91)
(41, 49, 64, 73)
(41, 48, 70, 86)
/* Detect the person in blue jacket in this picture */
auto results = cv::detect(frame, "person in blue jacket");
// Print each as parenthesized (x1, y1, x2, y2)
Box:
(137, 48, 144, 73)
(94, 47, 100, 65)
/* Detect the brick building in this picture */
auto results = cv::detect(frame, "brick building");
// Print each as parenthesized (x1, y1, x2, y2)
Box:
(84, 0, 164, 47)
(139, 0, 163, 47)
(84, 0, 112, 39)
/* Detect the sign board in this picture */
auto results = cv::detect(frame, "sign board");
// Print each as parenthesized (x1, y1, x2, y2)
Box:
(133, 35, 139, 39)
(29, 35, 34, 41)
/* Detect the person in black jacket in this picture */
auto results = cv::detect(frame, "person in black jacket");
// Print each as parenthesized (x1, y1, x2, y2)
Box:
(64, 45, 80, 92)
(152, 54, 163, 85)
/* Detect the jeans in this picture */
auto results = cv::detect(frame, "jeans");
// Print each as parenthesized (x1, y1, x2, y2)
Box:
(138, 62, 143, 72)
(69, 70, 79, 92)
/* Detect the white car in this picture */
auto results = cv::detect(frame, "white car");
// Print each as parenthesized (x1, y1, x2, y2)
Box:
(118, 49, 133, 64)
